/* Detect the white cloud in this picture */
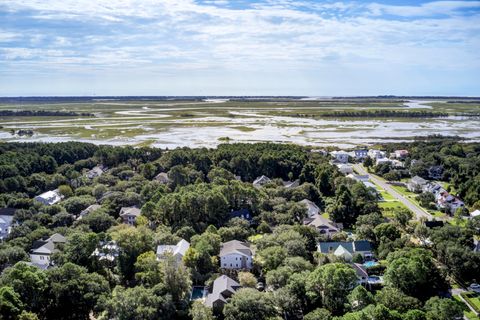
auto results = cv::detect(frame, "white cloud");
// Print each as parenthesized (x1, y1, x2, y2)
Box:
(0, 0, 479, 95)
(368, 1, 480, 17)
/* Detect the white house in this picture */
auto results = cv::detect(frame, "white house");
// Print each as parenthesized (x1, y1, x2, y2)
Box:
(368, 149, 386, 159)
(331, 151, 350, 163)
(156, 239, 190, 265)
(34, 189, 62, 206)
(407, 176, 428, 193)
(300, 199, 320, 218)
(0, 208, 15, 241)
(375, 158, 392, 166)
(253, 175, 271, 188)
(219, 240, 253, 270)
(30, 233, 66, 268)
(119, 207, 141, 225)
(92, 240, 120, 262)
(471, 210, 480, 218)
(337, 164, 353, 175)
(347, 174, 369, 182)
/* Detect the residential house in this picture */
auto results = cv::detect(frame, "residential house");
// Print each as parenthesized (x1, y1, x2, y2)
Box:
(253, 175, 271, 188)
(30, 233, 66, 268)
(205, 275, 241, 311)
(300, 199, 320, 218)
(92, 240, 120, 262)
(354, 149, 368, 160)
(471, 210, 480, 218)
(78, 204, 101, 219)
(119, 206, 141, 225)
(0, 208, 15, 241)
(391, 160, 405, 169)
(368, 149, 386, 159)
(86, 166, 105, 179)
(375, 158, 392, 166)
(154, 172, 171, 184)
(423, 182, 442, 195)
(363, 181, 379, 192)
(393, 150, 409, 159)
(347, 174, 369, 182)
(219, 240, 253, 270)
(156, 239, 190, 265)
(98, 190, 118, 204)
(34, 189, 62, 206)
(303, 214, 341, 238)
(229, 208, 252, 223)
(428, 165, 444, 180)
(331, 150, 350, 163)
(283, 179, 300, 189)
(318, 241, 373, 262)
(312, 149, 328, 156)
(337, 164, 353, 175)
(407, 176, 428, 193)
(436, 191, 464, 215)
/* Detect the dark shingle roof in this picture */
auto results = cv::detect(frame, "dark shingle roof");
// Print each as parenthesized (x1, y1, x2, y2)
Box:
(318, 241, 372, 254)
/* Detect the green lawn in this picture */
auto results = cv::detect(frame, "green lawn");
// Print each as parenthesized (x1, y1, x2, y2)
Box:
(392, 185, 446, 218)
(462, 292, 480, 314)
(453, 295, 480, 320)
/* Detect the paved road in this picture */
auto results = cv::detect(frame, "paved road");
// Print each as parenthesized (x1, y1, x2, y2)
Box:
(353, 164, 432, 220)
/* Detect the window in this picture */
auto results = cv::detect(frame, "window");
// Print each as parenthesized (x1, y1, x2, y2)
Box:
(40, 256, 44, 260)
(230, 263, 232, 267)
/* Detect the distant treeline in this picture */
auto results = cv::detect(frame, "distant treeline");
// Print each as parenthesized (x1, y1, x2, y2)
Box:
(0, 110, 93, 117)
(296, 110, 450, 118)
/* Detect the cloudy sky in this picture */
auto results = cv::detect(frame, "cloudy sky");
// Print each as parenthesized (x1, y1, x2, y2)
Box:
(1, 0, 479, 96)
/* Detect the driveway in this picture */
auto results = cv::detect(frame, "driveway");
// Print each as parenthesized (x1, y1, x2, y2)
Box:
(353, 164, 432, 220)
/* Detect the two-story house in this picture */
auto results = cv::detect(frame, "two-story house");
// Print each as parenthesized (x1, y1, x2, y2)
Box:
(219, 240, 253, 270)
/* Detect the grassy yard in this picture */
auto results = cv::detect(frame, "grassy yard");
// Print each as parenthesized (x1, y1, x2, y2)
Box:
(453, 295, 480, 320)
(462, 292, 480, 314)
(391, 185, 446, 218)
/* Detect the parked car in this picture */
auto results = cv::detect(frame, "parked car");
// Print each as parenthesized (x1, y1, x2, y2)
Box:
(256, 282, 265, 291)
(468, 283, 480, 293)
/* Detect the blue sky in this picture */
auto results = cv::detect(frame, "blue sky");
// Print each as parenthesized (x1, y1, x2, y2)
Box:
(0, 0, 479, 96)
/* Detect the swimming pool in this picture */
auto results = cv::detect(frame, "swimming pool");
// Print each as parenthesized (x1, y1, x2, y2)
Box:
(191, 286, 207, 300)
(363, 261, 378, 268)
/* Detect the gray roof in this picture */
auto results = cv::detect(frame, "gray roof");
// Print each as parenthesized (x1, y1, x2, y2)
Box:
(205, 275, 241, 307)
(30, 233, 66, 255)
(119, 207, 141, 217)
(156, 239, 190, 257)
(80, 204, 101, 216)
(318, 241, 372, 254)
(352, 263, 368, 279)
(154, 172, 170, 183)
(253, 175, 271, 186)
(220, 240, 252, 258)
(303, 214, 339, 232)
(410, 176, 427, 185)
